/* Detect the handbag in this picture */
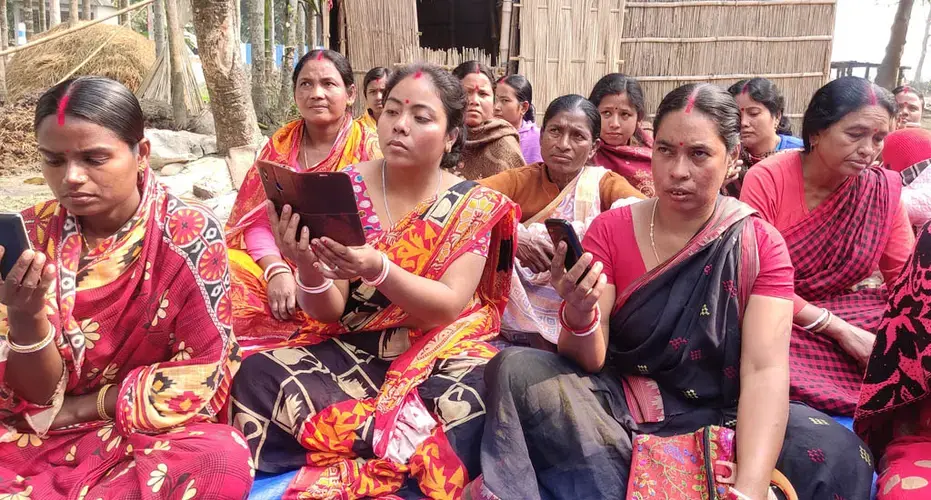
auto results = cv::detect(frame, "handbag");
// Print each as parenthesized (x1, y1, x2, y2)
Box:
(625, 426, 798, 500)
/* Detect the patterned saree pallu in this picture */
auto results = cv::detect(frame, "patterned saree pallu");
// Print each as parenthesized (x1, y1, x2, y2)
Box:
(233, 182, 518, 500)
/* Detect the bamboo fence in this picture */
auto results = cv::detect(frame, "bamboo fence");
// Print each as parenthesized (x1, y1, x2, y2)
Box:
(342, 0, 419, 115)
(514, 0, 627, 124)
(619, 0, 836, 131)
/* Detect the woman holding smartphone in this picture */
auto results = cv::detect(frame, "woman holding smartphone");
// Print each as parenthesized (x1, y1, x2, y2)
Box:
(229, 64, 518, 499)
(225, 49, 381, 345)
(0, 77, 252, 498)
(471, 83, 872, 500)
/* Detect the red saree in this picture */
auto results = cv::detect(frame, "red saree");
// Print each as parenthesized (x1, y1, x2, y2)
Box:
(592, 132, 654, 197)
(0, 170, 253, 498)
(786, 167, 902, 416)
(230, 181, 518, 499)
(225, 116, 381, 342)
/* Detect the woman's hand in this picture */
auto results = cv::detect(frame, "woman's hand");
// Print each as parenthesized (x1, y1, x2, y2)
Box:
(0, 247, 56, 319)
(723, 160, 743, 187)
(836, 322, 876, 368)
(266, 202, 320, 271)
(312, 238, 383, 281)
(50, 396, 84, 430)
(550, 242, 607, 326)
(517, 232, 555, 274)
(266, 272, 297, 320)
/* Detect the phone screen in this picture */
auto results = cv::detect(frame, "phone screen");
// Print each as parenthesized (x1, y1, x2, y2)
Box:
(545, 219, 584, 271)
(0, 214, 33, 280)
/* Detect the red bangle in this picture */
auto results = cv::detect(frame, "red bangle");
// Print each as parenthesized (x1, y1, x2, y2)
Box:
(559, 302, 601, 337)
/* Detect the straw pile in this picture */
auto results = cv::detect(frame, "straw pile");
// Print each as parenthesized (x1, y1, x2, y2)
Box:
(6, 22, 155, 101)
(410, 47, 494, 69)
(0, 92, 42, 175)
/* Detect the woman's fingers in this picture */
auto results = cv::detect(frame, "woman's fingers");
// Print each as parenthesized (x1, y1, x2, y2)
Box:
(565, 253, 594, 286)
(20, 252, 46, 289)
(266, 201, 280, 228)
(568, 261, 603, 305)
(5, 250, 36, 286)
(275, 204, 292, 239)
(550, 241, 568, 281)
(286, 293, 296, 316)
(579, 274, 607, 311)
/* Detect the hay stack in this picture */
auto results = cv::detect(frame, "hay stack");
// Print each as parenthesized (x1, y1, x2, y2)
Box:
(0, 92, 42, 175)
(7, 22, 155, 101)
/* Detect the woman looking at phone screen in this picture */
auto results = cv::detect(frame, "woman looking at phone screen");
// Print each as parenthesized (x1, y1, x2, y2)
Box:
(225, 49, 381, 344)
(479, 95, 644, 346)
(0, 77, 252, 498)
(471, 83, 873, 500)
(229, 64, 518, 499)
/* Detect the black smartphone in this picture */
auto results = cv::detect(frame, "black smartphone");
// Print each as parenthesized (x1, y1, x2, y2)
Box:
(256, 160, 367, 247)
(545, 218, 585, 271)
(0, 213, 32, 280)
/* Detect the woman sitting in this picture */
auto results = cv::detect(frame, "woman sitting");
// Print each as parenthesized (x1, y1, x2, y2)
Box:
(356, 66, 391, 132)
(494, 74, 542, 164)
(471, 83, 872, 500)
(883, 128, 931, 228)
(0, 77, 251, 497)
(480, 95, 644, 345)
(451, 61, 525, 179)
(856, 222, 931, 499)
(229, 65, 518, 499)
(741, 76, 914, 416)
(893, 85, 924, 130)
(225, 49, 381, 345)
(725, 78, 803, 197)
(589, 73, 655, 196)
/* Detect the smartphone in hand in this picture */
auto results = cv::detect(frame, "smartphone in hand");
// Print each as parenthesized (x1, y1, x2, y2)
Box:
(544, 219, 585, 272)
(0, 213, 33, 280)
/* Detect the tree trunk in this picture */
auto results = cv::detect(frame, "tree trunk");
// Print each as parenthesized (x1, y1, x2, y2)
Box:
(277, 0, 297, 120)
(153, 0, 166, 56)
(878, 0, 916, 88)
(190, 0, 259, 153)
(248, 0, 267, 122)
(23, 0, 34, 40)
(38, 0, 46, 32)
(71, 0, 80, 23)
(50, 0, 61, 26)
(916, 5, 931, 82)
(304, 1, 314, 49)
(165, 0, 187, 127)
(264, 0, 273, 79)
(0, 0, 8, 104)
(119, 0, 128, 25)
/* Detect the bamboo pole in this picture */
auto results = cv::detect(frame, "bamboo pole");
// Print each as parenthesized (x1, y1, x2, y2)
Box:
(635, 72, 825, 82)
(498, 0, 513, 68)
(619, 35, 833, 43)
(0, 0, 154, 57)
(625, 0, 835, 6)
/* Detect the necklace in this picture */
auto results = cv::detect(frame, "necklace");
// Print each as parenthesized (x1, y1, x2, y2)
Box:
(649, 199, 661, 264)
(381, 160, 442, 227)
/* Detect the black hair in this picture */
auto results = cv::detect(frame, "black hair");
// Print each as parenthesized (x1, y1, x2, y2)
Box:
(363, 66, 392, 94)
(35, 76, 144, 147)
(541, 94, 601, 141)
(497, 74, 535, 122)
(654, 83, 741, 153)
(728, 78, 793, 135)
(451, 61, 496, 90)
(292, 49, 355, 91)
(893, 84, 925, 107)
(801, 76, 896, 153)
(383, 64, 466, 169)
(588, 73, 647, 121)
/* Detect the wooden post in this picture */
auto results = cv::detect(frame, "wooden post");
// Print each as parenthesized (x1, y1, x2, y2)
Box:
(165, 0, 187, 127)
(498, 0, 512, 69)
(81, 0, 89, 20)
(322, 0, 329, 48)
(38, 0, 46, 32)
(119, 0, 128, 25)
(23, 1, 34, 40)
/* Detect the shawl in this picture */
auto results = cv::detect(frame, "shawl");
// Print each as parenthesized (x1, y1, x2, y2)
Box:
(455, 118, 525, 180)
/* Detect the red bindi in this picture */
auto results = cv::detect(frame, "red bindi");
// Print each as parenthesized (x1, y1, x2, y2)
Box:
(404, 99, 410, 104)
(413, 70, 423, 80)
(679, 142, 684, 146)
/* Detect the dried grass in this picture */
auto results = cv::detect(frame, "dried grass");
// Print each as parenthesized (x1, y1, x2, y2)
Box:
(0, 92, 43, 175)
(6, 22, 155, 101)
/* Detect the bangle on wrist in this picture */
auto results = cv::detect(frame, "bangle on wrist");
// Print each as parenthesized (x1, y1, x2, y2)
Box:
(727, 487, 754, 500)
(295, 273, 334, 294)
(7, 320, 55, 354)
(265, 267, 291, 282)
(97, 383, 115, 421)
(262, 262, 291, 282)
(559, 302, 601, 337)
(800, 308, 829, 331)
(812, 311, 834, 334)
(362, 253, 391, 288)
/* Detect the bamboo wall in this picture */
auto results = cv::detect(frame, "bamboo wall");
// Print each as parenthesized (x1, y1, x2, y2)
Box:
(515, 0, 628, 123)
(342, 0, 419, 115)
(620, 0, 836, 131)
